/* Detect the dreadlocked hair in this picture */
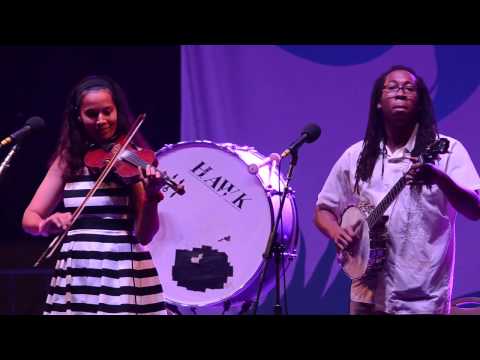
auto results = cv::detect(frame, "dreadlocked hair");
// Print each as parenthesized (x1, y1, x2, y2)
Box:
(353, 65, 438, 194)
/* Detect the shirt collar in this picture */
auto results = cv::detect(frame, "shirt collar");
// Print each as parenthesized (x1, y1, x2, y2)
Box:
(380, 123, 419, 158)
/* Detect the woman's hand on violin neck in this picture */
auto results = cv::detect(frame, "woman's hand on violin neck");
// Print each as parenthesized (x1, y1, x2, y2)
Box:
(138, 165, 165, 197)
(38, 212, 73, 237)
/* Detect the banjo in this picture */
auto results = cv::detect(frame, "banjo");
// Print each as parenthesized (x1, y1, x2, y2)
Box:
(338, 138, 450, 280)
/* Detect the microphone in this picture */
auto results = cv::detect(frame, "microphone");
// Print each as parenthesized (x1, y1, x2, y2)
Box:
(280, 123, 321, 158)
(0, 116, 45, 148)
(248, 153, 281, 174)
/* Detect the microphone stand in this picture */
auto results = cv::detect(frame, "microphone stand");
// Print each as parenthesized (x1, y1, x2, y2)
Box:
(252, 149, 298, 315)
(0, 143, 21, 183)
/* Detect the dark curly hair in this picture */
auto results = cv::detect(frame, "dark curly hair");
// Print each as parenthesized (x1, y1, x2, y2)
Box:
(354, 65, 438, 193)
(52, 75, 149, 181)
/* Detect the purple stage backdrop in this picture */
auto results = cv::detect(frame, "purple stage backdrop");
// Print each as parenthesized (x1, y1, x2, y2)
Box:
(180, 45, 480, 314)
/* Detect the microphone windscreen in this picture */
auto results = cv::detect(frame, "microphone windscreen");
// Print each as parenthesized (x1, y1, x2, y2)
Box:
(26, 116, 46, 131)
(302, 123, 321, 143)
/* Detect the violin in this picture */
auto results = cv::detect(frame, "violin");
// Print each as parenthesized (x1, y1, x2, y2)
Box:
(34, 113, 183, 267)
(84, 135, 185, 195)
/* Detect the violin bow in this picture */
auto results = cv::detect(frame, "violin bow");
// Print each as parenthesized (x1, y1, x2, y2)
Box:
(34, 114, 146, 267)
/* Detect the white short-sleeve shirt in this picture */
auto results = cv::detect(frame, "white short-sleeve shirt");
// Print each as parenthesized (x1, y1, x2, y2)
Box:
(316, 127, 480, 314)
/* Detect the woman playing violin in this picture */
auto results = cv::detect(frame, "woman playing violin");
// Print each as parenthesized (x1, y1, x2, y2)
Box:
(22, 76, 167, 315)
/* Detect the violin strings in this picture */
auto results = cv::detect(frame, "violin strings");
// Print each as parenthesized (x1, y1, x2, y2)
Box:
(122, 150, 183, 193)
(122, 150, 150, 169)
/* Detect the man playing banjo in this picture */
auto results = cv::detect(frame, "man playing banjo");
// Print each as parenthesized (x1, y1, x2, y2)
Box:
(314, 65, 480, 314)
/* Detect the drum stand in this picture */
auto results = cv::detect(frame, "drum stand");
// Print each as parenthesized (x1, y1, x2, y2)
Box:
(252, 150, 298, 315)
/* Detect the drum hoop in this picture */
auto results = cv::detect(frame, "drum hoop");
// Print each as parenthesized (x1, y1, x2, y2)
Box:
(155, 140, 298, 307)
(156, 140, 284, 189)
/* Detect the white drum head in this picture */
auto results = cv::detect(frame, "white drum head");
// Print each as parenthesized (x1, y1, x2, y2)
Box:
(146, 142, 277, 307)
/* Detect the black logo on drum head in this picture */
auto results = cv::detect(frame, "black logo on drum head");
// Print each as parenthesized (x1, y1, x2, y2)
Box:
(172, 245, 234, 292)
(191, 161, 252, 210)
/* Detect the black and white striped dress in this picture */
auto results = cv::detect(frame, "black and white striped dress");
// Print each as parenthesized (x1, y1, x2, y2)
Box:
(44, 168, 167, 315)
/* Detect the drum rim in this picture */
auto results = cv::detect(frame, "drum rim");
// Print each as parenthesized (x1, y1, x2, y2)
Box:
(154, 140, 299, 308)
(156, 140, 278, 189)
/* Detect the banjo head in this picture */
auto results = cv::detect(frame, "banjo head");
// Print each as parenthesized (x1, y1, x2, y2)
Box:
(339, 206, 370, 280)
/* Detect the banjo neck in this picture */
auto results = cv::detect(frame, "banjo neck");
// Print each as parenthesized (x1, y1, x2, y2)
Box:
(366, 174, 408, 229)
(363, 138, 450, 229)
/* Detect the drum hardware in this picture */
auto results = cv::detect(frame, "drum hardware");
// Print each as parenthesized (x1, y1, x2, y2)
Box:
(247, 153, 281, 175)
(179, 300, 237, 315)
(238, 300, 253, 315)
(161, 143, 174, 150)
(219, 143, 255, 152)
(266, 186, 295, 197)
(165, 302, 182, 315)
(222, 300, 232, 315)
(266, 188, 281, 196)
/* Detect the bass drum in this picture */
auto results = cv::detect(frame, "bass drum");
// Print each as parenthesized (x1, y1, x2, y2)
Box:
(146, 141, 299, 315)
